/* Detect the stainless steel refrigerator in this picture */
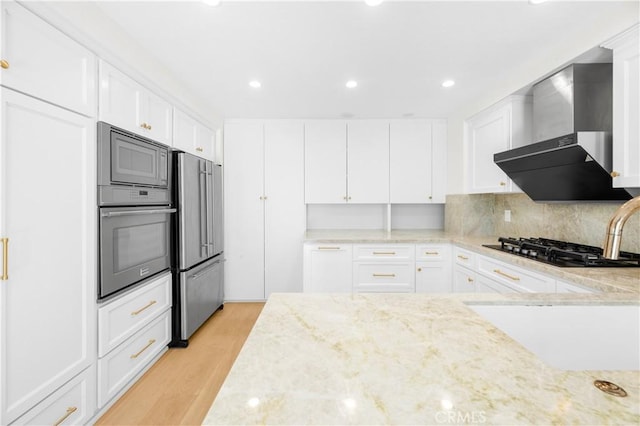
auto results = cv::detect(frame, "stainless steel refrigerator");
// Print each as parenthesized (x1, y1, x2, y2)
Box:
(171, 151, 224, 347)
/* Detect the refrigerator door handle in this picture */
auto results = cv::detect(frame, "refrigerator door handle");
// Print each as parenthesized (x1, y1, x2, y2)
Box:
(205, 163, 214, 257)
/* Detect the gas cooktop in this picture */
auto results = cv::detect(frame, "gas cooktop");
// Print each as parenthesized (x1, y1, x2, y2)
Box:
(483, 237, 640, 268)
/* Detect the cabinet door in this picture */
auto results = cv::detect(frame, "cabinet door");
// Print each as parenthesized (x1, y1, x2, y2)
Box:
(173, 108, 197, 153)
(0, 1, 96, 116)
(264, 121, 305, 297)
(0, 89, 96, 424)
(415, 262, 452, 293)
(99, 60, 140, 133)
(303, 245, 352, 293)
(431, 120, 448, 203)
(223, 121, 265, 300)
(195, 121, 215, 160)
(390, 120, 432, 203)
(304, 120, 347, 203)
(453, 265, 476, 293)
(347, 120, 389, 203)
(609, 27, 640, 188)
(143, 91, 173, 145)
(466, 105, 511, 193)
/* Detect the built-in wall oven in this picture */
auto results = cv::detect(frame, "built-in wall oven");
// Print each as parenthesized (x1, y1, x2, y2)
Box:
(97, 122, 175, 300)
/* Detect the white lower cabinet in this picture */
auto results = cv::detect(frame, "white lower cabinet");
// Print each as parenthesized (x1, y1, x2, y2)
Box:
(11, 366, 96, 426)
(476, 256, 555, 293)
(415, 244, 452, 293)
(96, 272, 172, 409)
(453, 265, 477, 293)
(303, 244, 353, 293)
(353, 244, 414, 293)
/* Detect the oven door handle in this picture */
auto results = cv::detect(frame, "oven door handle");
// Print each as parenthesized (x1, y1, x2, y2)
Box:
(101, 208, 176, 217)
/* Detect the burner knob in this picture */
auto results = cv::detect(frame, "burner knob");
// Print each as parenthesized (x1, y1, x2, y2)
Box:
(521, 249, 529, 256)
(529, 250, 538, 258)
(513, 247, 521, 254)
(506, 246, 514, 252)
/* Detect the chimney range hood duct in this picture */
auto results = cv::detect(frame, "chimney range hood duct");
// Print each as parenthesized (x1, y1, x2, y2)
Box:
(494, 63, 633, 202)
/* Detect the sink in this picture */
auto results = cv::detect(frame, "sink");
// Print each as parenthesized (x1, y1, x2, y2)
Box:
(468, 304, 640, 371)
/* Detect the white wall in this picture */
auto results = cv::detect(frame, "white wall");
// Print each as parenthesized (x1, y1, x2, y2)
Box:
(446, 10, 640, 195)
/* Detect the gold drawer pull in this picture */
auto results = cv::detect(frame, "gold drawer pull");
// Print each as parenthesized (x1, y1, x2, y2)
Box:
(131, 300, 157, 316)
(0, 59, 9, 69)
(318, 246, 340, 250)
(611, 171, 620, 178)
(196, 147, 204, 152)
(373, 273, 396, 278)
(53, 406, 77, 426)
(457, 255, 469, 260)
(499, 181, 506, 186)
(417, 267, 422, 272)
(373, 251, 396, 255)
(1, 238, 8, 280)
(467, 277, 474, 283)
(493, 269, 520, 281)
(424, 251, 439, 255)
(131, 339, 156, 359)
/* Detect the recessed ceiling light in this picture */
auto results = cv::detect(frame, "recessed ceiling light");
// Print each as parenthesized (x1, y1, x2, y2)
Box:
(441, 80, 455, 88)
(249, 80, 261, 89)
(202, 0, 221, 6)
(364, 0, 384, 6)
(346, 80, 358, 89)
(528, 0, 548, 4)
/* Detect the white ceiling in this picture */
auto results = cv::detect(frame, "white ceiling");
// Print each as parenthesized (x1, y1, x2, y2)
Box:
(92, 0, 638, 120)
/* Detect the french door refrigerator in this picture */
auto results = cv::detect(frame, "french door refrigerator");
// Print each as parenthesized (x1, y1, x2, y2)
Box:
(171, 151, 224, 347)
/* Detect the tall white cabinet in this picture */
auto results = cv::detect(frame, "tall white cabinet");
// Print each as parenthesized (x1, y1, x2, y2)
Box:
(0, 88, 96, 425)
(304, 121, 347, 203)
(224, 120, 305, 300)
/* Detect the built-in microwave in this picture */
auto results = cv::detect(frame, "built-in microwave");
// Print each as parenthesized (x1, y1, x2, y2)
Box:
(97, 121, 170, 206)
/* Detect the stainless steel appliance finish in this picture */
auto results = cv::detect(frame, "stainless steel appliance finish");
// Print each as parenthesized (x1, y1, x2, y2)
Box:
(99, 206, 175, 299)
(98, 121, 170, 205)
(484, 237, 640, 267)
(172, 152, 224, 346)
(97, 121, 174, 300)
(494, 63, 633, 202)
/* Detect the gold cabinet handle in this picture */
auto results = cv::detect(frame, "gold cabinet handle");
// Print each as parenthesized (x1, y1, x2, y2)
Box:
(611, 171, 620, 178)
(457, 254, 469, 260)
(140, 122, 148, 129)
(259, 196, 268, 200)
(499, 181, 506, 186)
(467, 277, 474, 283)
(0, 59, 9, 69)
(131, 339, 156, 359)
(196, 147, 204, 152)
(131, 300, 157, 316)
(417, 267, 422, 272)
(493, 269, 520, 281)
(318, 246, 340, 250)
(373, 251, 396, 255)
(53, 406, 78, 426)
(373, 273, 396, 278)
(428, 196, 432, 200)
(1, 238, 8, 280)
(147, 124, 152, 130)
(424, 251, 439, 255)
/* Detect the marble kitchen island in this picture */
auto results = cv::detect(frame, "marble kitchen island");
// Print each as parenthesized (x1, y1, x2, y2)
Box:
(203, 293, 639, 425)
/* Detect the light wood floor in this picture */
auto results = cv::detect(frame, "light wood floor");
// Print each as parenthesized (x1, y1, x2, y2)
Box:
(96, 302, 265, 426)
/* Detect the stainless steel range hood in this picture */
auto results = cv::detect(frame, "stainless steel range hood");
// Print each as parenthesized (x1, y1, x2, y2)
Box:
(494, 63, 633, 202)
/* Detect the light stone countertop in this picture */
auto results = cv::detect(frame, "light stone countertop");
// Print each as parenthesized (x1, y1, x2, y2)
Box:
(304, 229, 640, 294)
(203, 293, 640, 425)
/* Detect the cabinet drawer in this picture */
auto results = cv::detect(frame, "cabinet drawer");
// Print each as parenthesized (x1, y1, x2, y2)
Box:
(454, 246, 476, 269)
(12, 366, 96, 426)
(98, 272, 171, 357)
(353, 245, 414, 261)
(477, 256, 555, 293)
(98, 311, 171, 408)
(415, 244, 451, 262)
(353, 263, 414, 292)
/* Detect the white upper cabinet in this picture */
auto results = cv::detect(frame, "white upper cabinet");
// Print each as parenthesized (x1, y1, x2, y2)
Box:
(465, 95, 532, 194)
(390, 119, 447, 203)
(0, 1, 96, 116)
(98, 60, 172, 145)
(347, 120, 390, 204)
(602, 24, 640, 188)
(305, 120, 347, 203)
(173, 108, 216, 160)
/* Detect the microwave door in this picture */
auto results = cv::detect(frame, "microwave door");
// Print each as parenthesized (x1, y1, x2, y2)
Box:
(178, 153, 210, 270)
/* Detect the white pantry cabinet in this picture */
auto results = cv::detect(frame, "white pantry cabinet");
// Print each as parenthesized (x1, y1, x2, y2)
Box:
(0, 1, 96, 117)
(390, 119, 447, 203)
(465, 95, 532, 194)
(602, 24, 640, 189)
(347, 120, 390, 204)
(98, 60, 173, 145)
(224, 120, 305, 300)
(173, 108, 216, 160)
(303, 244, 353, 293)
(0, 88, 96, 424)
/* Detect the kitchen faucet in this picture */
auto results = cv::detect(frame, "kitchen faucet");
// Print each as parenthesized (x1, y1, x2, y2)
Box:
(603, 195, 640, 259)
